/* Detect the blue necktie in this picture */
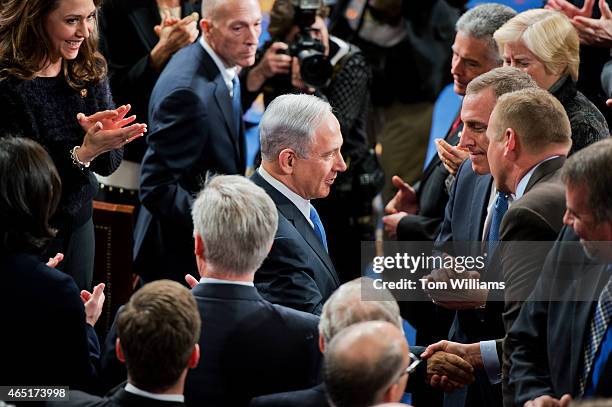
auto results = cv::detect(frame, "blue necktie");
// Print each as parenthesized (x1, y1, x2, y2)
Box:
(581, 267, 612, 396)
(487, 192, 509, 257)
(231, 76, 241, 136)
(309, 205, 328, 252)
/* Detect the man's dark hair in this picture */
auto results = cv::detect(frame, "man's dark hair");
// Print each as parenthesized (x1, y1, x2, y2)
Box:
(0, 136, 61, 254)
(117, 280, 201, 392)
(561, 138, 612, 222)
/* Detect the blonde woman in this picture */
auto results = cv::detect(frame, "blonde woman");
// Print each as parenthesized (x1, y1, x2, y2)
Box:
(494, 8, 609, 154)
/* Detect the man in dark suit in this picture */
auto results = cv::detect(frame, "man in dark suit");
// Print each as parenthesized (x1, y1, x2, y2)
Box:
(422, 86, 573, 407)
(383, 3, 517, 242)
(185, 175, 322, 406)
(251, 94, 346, 315)
(249, 278, 475, 407)
(420, 68, 538, 407)
(508, 139, 612, 406)
(134, 0, 261, 283)
(50, 280, 201, 407)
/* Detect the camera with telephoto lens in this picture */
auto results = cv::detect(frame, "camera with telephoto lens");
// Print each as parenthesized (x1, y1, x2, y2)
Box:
(280, 0, 332, 89)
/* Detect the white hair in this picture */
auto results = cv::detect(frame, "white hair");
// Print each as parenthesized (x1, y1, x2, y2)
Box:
(259, 94, 332, 160)
(191, 175, 278, 275)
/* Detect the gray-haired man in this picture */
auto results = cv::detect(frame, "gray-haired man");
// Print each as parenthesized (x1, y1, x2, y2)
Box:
(252, 93, 347, 315)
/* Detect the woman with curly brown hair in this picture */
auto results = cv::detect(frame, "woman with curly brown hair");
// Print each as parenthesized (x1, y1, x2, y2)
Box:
(0, 0, 147, 290)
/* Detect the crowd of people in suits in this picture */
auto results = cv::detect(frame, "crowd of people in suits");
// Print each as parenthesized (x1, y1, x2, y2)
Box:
(2, 0, 612, 406)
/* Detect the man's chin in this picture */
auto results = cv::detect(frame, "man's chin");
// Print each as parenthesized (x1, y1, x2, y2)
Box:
(453, 82, 467, 95)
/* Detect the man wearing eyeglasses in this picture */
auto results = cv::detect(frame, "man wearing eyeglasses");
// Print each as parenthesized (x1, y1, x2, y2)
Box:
(324, 320, 414, 407)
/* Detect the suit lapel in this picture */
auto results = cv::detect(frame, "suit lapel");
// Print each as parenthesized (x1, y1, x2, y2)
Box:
(252, 172, 339, 284)
(524, 156, 566, 193)
(212, 73, 243, 167)
(198, 46, 244, 170)
(127, 1, 160, 51)
(471, 173, 492, 241)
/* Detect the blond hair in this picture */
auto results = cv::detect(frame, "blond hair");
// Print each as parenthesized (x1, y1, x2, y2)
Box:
(493, 9, 579, 82)
(491, 87, 572, 153)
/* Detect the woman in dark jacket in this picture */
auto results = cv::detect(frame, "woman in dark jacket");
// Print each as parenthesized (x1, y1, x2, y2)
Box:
(0, 0, 147, 290)
(0, 137, 104, 389)
(494, 8, 609, 154)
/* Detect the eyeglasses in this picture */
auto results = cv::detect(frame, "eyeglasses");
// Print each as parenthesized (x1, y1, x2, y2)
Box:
(399, 352, 421, 378)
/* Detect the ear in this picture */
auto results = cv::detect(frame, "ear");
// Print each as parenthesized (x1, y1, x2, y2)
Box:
(318, 332, 325, 353)
(115, 338, 126, 364)
(277, 148, 297, 175)
(504, 127, 518, 161)
(194, 234, 205, 258)
(200, 18, 211, 36)
(381, 381, 403, 404)
(188, 344, 200, 369)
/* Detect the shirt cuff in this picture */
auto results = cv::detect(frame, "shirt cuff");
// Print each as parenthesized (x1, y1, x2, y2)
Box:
(480, 340, 501, 384)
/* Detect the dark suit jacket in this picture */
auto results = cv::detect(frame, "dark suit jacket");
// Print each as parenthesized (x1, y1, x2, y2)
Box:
(249, 383, 329, 407)
(49, 384, 185, 407)
(251, 171, 341, 315)
(434, 161, 506, 407)
(397, 116, 462, 242)
(478, 157, 567, 407)
(508, 226, 612, 405)
(0, 253, 99, 389)
(134, 42, 246, 283)
(98, 0, 200, 162)
(186, 283, 322, 406)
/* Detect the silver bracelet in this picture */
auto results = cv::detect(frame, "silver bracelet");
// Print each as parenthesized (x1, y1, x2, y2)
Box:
(70, 145, 90, 169)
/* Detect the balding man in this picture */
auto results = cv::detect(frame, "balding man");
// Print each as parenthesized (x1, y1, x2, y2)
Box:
(250, 278, 474, 407)
(135, 0, 262, 283)
(324, 321, 411, 407)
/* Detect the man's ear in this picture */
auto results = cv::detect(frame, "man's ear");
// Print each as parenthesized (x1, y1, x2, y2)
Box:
(188, 344, 200, 369)
(200, 18, 211, 36)
(504, 127, 518, 161)
(318, 333, 325, 353)
(115, 338, 126, 364)
(382, 381, 404, 404)
(278, 148, 297, 175)
(194, 234, 205, 258)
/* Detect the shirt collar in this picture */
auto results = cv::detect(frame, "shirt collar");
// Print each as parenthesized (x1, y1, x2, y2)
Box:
(124, 383, 184, 402)
(514, 156, 560, 200)
(199, 36, 237, 93)
(199, 277, 254, 287)
(258, 166, 313, 227)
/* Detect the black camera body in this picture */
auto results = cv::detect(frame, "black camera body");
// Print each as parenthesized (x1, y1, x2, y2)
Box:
(283, 0, 332, 88)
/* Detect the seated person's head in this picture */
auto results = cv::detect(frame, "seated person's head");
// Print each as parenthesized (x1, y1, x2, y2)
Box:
(324, 320, 411, 407)
(116, 280, 201, 393)
(191, 175, 278, 277)
(0, 136, 61, 254)
(319, 277, 402, 351)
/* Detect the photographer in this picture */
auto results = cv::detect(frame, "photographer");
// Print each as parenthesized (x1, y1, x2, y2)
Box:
(242, 0, 378, 282)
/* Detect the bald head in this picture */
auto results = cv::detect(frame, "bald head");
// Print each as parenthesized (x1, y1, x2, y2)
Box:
(324, 321, 409, 407)
(319, 278, 402, 347)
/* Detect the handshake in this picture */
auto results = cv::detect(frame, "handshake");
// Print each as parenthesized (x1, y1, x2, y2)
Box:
(420, 340, 483, 393)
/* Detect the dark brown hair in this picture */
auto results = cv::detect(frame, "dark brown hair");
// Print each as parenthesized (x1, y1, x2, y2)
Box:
(117, 280, 201, 392)
(0, 0, 107, 90)
(0, 136, 61, 254)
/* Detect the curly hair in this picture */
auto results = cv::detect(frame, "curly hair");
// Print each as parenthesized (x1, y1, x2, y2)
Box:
(0, 0, 107, 90)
